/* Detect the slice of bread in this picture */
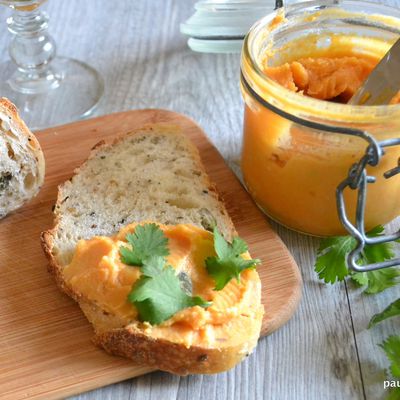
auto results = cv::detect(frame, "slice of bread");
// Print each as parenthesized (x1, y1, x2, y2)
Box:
(41, 125, 263, 375)
(0, 98, 45, 219)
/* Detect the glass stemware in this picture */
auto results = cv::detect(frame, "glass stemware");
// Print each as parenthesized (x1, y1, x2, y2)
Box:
(0, 0, 104, 129)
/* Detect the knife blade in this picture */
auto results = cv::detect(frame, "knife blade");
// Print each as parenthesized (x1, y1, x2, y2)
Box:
(349, 37, 400, 106)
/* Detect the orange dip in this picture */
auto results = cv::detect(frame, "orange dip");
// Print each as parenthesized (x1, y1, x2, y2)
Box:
(63, 223, 263, 348)
(265, 56, 377, 102)
(264, 56, 400, 104)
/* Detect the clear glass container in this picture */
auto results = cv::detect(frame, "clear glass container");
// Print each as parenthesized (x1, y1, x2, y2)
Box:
(240, 0, 400, 236)
(181, 0, 276, 53)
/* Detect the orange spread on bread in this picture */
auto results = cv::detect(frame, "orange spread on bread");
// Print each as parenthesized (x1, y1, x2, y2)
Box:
(63, 223, 262, 347)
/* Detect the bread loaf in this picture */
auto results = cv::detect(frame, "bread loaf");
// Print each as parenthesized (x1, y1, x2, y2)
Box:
(0, 98, 45, 219)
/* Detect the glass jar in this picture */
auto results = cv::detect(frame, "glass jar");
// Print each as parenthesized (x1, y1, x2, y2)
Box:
(240, 0, 400, 237)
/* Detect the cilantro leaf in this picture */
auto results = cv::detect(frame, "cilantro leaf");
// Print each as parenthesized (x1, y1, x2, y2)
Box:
(205, 228, 260, 290)
(365, 225, 386, 237)
(358, 227, 395, 265)
(139, 255, 165, 275)
(214, 231, 248, 259)
(380, 335, 400, 378)
(387, 388, 400, 400)
(314, 235, 355, 283)
(120, 223, 169, 266)
(128, 256, 211, 325)
(206, 256, 258, 290)
(369, 298, 400, 328)
(231, 237, 249, 255)
(350, 227, 400, 294)
(314, 225, 400, 293)
(352, 268, 400, 294)
(350, 271, 369, 286)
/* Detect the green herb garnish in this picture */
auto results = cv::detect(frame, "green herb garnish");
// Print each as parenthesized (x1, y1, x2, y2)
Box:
(380, 335, 400, 399)
(380, 336, 400, 379)
(120, 223, 210, 325)
(205, 227, 260, 290)
(314, 225, 400, 293)
(369, 298, 400, 329)
(128, 256, 211, 325)
(314, 224, 400, 399)
(120, 223, 169, 266)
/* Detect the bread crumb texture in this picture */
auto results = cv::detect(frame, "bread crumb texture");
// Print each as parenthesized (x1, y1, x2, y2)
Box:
(0, 98, 44, 218)
(51, 127, 234, 266)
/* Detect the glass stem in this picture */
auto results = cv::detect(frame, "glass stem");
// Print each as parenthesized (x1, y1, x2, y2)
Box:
(7, 6, 60, 94)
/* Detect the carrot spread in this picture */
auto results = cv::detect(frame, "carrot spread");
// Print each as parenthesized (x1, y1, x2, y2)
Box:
(241, 7, 400, 237)
(264, 56, 377, 102)
(264, 55, 400, 104)
(63, 223, 263, 348)
(242, 47, 400, 236)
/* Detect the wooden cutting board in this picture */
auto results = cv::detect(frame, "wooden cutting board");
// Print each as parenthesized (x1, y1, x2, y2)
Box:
(0, 110, 302, 400)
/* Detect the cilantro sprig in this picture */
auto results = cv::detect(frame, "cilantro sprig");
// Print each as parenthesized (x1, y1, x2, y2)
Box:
(205, 227, 260, 290)
(120, 223, 210, 325)
(314, 224, 400, 399)
(120, 223, 169, 266)
(314, 225, 400, 293)
(381, 335, 400, 400)
(369, 298, 400, 329)
(352, 268, 400, 295)
(128, 256, 211, 325)
(371, 301, 400, 399)
(315, 235, 354, 284)
(119, 224, 260, 324)
(380, 335, 400, 383)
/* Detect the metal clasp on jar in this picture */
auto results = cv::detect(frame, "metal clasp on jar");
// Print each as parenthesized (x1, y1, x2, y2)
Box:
(336, 133, 400, 272)
(240, 70, 400, 272)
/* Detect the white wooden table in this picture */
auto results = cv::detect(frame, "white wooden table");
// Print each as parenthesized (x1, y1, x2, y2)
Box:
(1, 1, 399, 399)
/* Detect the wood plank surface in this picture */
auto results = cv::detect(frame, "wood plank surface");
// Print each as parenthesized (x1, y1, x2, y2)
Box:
(0, 109, 302, 399)
(0, 0, 399, 399)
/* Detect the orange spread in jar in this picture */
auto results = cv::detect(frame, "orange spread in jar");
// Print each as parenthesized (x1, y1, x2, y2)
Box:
(264, 56, 400, 104)
(63, 223, 263, 347)
(265, 56, 377, 102)
(241, 32, 400, 236)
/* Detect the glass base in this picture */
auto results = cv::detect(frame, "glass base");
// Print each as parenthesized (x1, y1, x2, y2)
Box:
(0, 57, 104, 130)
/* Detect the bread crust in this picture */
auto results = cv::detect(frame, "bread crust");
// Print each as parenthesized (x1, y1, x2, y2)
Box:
(41, 125, 261, 375)
(94, 325, 258, 375)
(0, 97, 45, 186)
(41, 229, 79, 300)
(0, 97, 45, 217)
